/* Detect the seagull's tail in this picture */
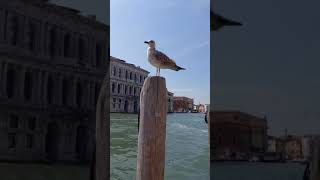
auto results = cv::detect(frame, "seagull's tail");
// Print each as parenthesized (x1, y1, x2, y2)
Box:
(175, 65, 185, 71)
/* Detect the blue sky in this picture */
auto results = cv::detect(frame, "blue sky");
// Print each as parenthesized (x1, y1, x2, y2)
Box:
(111, 0, 210, 104)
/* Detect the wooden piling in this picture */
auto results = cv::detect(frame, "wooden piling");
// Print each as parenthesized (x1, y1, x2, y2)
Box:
(95, 74, 110, 180)
(310, 137, 320, 180)
(136, 76, 167, 180)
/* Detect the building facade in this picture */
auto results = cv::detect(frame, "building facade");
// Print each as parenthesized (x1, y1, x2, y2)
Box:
(173, 96, 194, 112)
(0, 0, 109, 162)
(110, 56, 149, 113)
(211, 111, 268, 160)
(167, 91, 174, 113)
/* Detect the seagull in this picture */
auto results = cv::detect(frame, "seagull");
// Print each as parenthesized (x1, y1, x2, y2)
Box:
(144, 40, 185, 76)
(211, 11, 242, 31)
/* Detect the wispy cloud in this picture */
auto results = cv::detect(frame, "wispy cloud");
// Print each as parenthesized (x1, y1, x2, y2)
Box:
(175, 40, 209, 58)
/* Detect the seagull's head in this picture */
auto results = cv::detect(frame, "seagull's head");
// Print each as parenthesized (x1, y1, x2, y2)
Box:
(144, 40, 156, 48)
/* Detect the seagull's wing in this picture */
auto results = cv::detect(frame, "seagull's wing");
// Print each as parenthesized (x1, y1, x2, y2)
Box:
(154, 50, 176, 66)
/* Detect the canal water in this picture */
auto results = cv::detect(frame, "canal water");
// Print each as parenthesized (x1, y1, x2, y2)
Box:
(110, 113, 209, 180)
(211, 162, 306, 180)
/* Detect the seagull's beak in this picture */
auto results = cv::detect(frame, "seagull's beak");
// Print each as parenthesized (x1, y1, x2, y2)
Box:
(144, 41, 149, 44)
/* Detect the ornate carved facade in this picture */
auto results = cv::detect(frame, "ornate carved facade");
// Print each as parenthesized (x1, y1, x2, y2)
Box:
(0, 0, 109, 162)
(110, 56, 149, 113)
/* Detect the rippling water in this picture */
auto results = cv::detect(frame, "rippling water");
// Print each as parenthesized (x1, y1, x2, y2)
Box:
(111, 113, 209, 180)
(211, 162, 306, 180)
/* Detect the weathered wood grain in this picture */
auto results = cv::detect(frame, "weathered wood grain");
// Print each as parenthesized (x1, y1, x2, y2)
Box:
(136, 76, 167, 180)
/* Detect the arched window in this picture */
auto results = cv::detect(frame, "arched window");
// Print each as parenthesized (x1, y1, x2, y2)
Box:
(117, 84, 121, 94)
(64, 33, 71, 57)
(27, 23, 36, 51)
(95, 83, 100, 105)
(24, 71, 33, 101)
(49, 28, 56, 57)
(129, 72, 132, 80)
(47, 76, 54, 104)
(76, 81, 82, 107)
(96, 43, 101, 66)
(119, 69, 121, 78)
(140, 75, 142, 83)
(11, 16, 19, 46)
(124, 86, 127, 95)
(78, 36, 85, 61)
(62, 78, 69, 105)
(113, 67, 116, 76)
(112, 83, 115, 93)
(6, 68, 15, 98)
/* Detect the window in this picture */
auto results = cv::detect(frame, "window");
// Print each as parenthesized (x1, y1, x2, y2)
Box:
(140, 75, 142, 83)
(118, 99, 121, 108)
(6, 68, 15, 98)
(62, 78, 69, 105)
(27, 22, 36, 51)
(134, 74, 137, 82)
(64, 33, 71, 57)
(113, 67, 116, 76)
(47, 76, 54, 104)
(26, 134, 33, 148)
(119, 69, 121, 78)
(24, 71, 33, 101)
(28, 117, 36, 130)
(49, 28, 56, 57)
(134, 87, 136, 96)
(112, 83, 115, 93)
(125, 71, 128, 79)
(11, 16, 19, 46)
(129, 87, 132, 95)
(129, 72, 132, 80)
(124, 86, 127, 95)
(78, 36, 85, 61)
(96, 43, 102, 66)
(8, 133, 16, 148)
(9, 115, 18, 129)
(117, 84, 121, 94)
(76, 82, 82, 107)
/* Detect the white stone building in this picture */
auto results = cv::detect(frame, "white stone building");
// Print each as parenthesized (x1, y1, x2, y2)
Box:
(110, 56, 149, 113)
(167, 91, 174, 113)
(0, 0, 109, 162)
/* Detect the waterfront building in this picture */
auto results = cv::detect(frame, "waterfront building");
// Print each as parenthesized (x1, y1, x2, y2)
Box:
(167, 91, 174, 113)
(110, 56, 149, 113)
(211, 111, 268, 160)
(173, 96, 194, 112)
(0, 0, 109, 162)
(267, 136, 277, 153)
(284, 135, 303, 160)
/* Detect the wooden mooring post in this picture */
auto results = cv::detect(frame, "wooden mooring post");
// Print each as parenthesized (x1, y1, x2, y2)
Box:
(310, 137, 320, 180)
(136, 76, 167, 180)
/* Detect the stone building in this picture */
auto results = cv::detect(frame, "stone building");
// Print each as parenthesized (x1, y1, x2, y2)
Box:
(173, 96, 194, 112)
(167, 91, 174, 113)
(211, 111, 268, 160)
(0, 0, 109, 162)
(110, 56, 149, 113)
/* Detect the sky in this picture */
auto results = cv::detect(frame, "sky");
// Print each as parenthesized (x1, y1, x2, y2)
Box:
(212, 0, 320, 135)
(111, 0, 210, 104)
